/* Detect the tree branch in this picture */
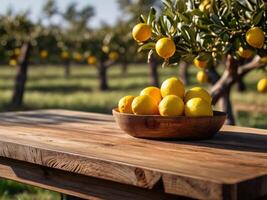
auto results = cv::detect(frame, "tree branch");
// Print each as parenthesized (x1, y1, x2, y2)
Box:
(238, 55, 264, 76)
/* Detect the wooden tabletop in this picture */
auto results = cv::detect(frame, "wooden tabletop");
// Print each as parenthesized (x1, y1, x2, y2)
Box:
(0, 109, 266, 200)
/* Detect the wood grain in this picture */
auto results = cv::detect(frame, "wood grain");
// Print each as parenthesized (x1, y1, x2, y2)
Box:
(0, 157, 182, 200)
(0, 109, 266, 200)
(112, 108, 226, 139)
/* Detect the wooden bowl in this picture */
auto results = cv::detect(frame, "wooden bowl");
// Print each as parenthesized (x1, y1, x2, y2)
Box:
(112, 108, 226, 140)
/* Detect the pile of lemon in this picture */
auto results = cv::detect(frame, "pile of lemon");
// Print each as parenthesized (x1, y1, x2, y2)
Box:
(118, 77, 213, 117)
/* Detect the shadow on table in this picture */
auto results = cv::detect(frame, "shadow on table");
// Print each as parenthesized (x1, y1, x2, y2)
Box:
(165, 130, 267, 153)
(0, 110, 114, 126)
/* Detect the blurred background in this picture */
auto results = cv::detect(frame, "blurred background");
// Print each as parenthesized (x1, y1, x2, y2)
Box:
(0, 0, 266, 199)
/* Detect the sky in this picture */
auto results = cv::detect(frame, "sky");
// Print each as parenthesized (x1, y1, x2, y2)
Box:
(0, 0, 120, 27)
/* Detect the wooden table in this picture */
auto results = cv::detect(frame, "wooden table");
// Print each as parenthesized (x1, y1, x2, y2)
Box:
(0, 110, 266, 200)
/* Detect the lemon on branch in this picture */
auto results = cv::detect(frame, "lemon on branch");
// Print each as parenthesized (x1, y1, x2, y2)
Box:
(132, 23, 152, 42)
(237, 47, 254, 59)
(246, 27, 265, 49)
(155, 37, 176, 59)
(257, 78, 267, 93)
(61, 51, 69, 59)
(196, 71, 208, 84)
(87, 56, 97, 65)
(40, 50, 48, 59)
(109, 51, 119, 61)
(194, 57, 208, 69)
(9, 59, 17, 67)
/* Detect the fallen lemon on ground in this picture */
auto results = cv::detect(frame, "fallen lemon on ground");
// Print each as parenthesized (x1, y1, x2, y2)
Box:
(155, 37, 176, 59)
(196, 71, 208, 84)
(118, 96, 135, 114)
(140, 86, 162, 105)
(160, 77, 185, 98)
(132, 95, 158, 115)
(159, 95, 184, 116)
(257, 78, 267, 93)
(184, 87, 212, 104)
(132, 23, 152, 42)
(185, 97, 213, 117)
(246, 27, 265, 49)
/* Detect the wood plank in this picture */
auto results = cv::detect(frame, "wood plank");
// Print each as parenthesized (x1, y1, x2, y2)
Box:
(0, 157, 183, 200)
(0, 110, 266, 199)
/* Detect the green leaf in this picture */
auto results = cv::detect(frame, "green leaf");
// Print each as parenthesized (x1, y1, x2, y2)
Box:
(176, 0, 186, 13)
(139, 15, 147, 23)
(210, 14, 224, 26)
(253, 10, 263, 25)
(147, 7, 156, 25)
(138, 42, 155, 52)
(162, 0, 173, 10)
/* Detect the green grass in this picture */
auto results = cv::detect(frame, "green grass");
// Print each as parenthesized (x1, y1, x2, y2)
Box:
(0, 63, 266, 199)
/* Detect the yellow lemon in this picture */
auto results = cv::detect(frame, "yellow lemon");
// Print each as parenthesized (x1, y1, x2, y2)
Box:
(237, 47, 253, 59)
(40, 50, 48, 58)
(257, 78, 267, 93)
(132, 95, 158, 115)
(199, 0, 211, 12)
(132, 23, 152, 42)
(14, 48, 21, 56)
(184, 87, 212, 104)
(61, 51, 69, 59)
(9, 59, 17, 67)
(196, 71, 208, 84)
(185, 97, 213, 117)
(194, 57, 207, 69)
(109, 51, 119, 61)
(159, 95, 184, 116)
(102, 45, 110, 53)
(155, 37, 176, 59)
(87, 56, 97, 65)
(160, 77, 185, 98)
(73, 52, 82, 61)
(140, 86, 162, 105)
(118, 96, 135, 114)
(246, 27, 265, 49)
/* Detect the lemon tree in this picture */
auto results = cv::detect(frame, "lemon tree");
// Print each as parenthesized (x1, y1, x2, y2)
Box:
(133, 0, 267, 124)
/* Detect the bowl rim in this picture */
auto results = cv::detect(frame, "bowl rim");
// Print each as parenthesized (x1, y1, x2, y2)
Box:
(112, 108, 226, 119)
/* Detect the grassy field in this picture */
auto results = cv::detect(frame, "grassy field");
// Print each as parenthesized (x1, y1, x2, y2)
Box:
(0, 63, 266, 199)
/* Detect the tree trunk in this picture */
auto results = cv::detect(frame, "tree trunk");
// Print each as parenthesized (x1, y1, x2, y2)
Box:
(121, 62, 128, 75)
(64, 60, 71, 77)
(179, 61, 189, 85)
(210, 55, 238, 125)
(219, 88, 235, 125)
(237, 76, 246, 92)
(11, 42, 31, 108)
(149, 55, 159, 87)
(98, 62, 108, 91)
